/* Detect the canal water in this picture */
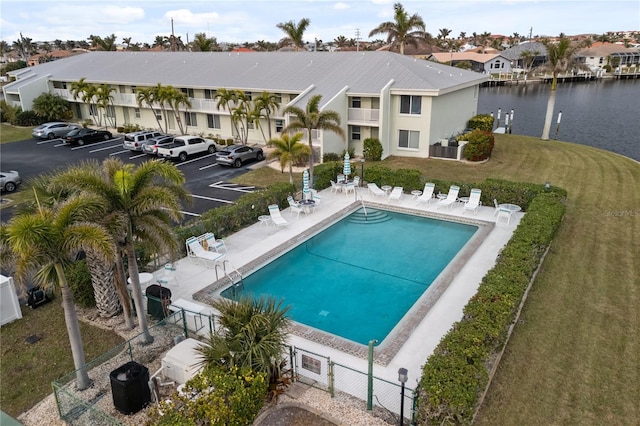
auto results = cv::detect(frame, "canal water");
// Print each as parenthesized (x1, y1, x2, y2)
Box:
(477, 79, 640, 161)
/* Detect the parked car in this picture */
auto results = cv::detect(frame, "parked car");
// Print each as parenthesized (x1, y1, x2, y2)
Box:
(215, 144, 265, 168)
(32, 122, 80, 139)
(0, 170, 21, 193)
(156, 136, 219, 161)
(141, 135, 175, 156)
(63, 128, 113, 146)
(123, 131, 163, 151)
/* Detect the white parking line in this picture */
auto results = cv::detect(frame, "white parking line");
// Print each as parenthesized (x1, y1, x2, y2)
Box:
(209, 182, 256, 193)
(191, 194, 234, 204)
(180, 210, 201, 217)
(199, 163, 220, 170)
(70, 137, 121, 151)
(174, 153, 216, 167)
(90, 144, 127, 153)
(109, 149, 132, 156)
(36, 139, 62, 145)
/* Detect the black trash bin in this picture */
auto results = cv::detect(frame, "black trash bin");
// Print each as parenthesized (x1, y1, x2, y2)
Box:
(110, 361, 151, 415)
(145, 284, 171, 321)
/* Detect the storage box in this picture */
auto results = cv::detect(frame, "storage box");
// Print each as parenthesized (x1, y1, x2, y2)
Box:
(161, 338, 204, 384)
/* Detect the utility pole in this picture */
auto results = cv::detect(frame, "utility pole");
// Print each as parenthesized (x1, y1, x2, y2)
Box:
(171, 18, 176, 52)
(355, 28, 361, 52)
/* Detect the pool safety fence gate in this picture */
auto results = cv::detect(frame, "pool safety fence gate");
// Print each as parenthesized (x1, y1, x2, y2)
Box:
(53, 311, 186, 425)
(289, 346, 417, 425)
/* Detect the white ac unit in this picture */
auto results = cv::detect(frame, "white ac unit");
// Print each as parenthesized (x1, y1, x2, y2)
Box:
(161, 338, 204, 384)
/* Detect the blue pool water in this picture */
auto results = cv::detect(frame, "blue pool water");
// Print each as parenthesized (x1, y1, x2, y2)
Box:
(221, 208, 478, 345)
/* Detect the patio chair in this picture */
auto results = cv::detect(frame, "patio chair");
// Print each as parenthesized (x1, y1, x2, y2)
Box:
(416, 182, 436, 205)
(287, 196, 304, 218)
(493, 199, 500, 216)
(186, 237, 225, 268)
(268, 204, 288, 228)
(337, 174, 346, 184)
(367, 183, 386, 198)
(496, 207, 512, 225)
(203, 232, 227, 253)
(463, 188, 482, 215)
(310, 189, 321, 205)
(157, 263, 178, 287)
(437, 185, 460, 210)
(388, 186, 403, 203)
(344, 180, 356, 196)
(330, 180, 342, 193)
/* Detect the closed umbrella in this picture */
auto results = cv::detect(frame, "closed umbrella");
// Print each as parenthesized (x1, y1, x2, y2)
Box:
(302, 169, 310, 200)
(343, 152, 351, 178)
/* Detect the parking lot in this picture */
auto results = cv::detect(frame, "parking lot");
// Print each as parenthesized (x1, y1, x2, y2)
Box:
(0, 134, 265, 223)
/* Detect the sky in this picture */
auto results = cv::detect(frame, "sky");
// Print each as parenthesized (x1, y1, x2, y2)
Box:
(1, 0, 638, 46)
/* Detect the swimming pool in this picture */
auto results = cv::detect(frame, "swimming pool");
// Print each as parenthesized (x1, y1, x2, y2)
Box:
(221, 208, 479, 346)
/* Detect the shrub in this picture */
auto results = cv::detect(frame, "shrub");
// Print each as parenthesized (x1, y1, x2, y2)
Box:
(467, 114, 494, 132)
(119, 123, 143, 133)
(363, 137, 383, 161)
(463, 129, 495, 161)
(341, 147, 355, 159)
(31, 92, 73, 122)
(148, 365, 268, 426)
(15, 110, 43, 126)
(323, 152, 341, 162)
(0, 100, 21, 124)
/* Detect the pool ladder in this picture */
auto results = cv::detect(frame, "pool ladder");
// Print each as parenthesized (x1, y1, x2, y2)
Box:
(215, 260, 244, 297)
(355, 191, 368, 220)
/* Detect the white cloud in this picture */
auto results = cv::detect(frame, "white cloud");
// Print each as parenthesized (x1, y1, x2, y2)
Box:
(333, 2, 350, 10)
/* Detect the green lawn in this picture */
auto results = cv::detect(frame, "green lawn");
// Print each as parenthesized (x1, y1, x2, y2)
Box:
(238, 134, 640, 424)
(0, 123, 33, 144)
(0, 301, 124, 418)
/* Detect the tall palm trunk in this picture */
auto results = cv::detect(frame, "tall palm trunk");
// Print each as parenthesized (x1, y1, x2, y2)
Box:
(307, 132, 315, 189)
(126, 235, 152, 344)
(85, 251, 121, 318)
(115, 252, 134, 329)
(541, 76, 558, 140)
(55, 263, 91, 390)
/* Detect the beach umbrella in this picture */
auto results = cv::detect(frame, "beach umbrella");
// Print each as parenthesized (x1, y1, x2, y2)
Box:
(343, 152, 351, 177)
(302, 169, 310, 200)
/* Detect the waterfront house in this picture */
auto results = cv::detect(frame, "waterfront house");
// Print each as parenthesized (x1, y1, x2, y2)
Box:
(427, 52, 512, 74)
(2, 51, 487, 160)
(576, 42, 640, 71)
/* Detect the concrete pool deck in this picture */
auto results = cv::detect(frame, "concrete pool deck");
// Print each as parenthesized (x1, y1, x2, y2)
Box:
(150, 186, 522, 389)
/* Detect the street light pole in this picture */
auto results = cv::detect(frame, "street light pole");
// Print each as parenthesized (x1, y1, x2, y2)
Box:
(398, 368, 408, 426)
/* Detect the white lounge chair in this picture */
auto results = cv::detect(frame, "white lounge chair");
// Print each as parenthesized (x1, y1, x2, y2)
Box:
(463, 188, 482, 215)
(437, 185, 460, 210)
(416, 182, 436, 205)
(367, 183, 386, 198)
(186, 237, 225, 268)
(203, 232, 227, 252)
(493, 198, 500, 216)
(287, 196, 304, 218)
(268, 204, 288, 228)
(388, 186, 403, 203)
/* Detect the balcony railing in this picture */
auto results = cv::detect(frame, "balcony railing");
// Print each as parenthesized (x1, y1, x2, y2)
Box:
(347, 108, 379, 123)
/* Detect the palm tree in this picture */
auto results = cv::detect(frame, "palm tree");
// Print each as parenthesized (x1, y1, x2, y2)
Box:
(267, 132, 311, 183)
(191, 32, 217, 52)
(282, 94, 345, 188)
(276, 18, 310, 52)
(136, 87, 164, 132)
(334, 35, 348, 49)
(52, 158, 190, 344)
(253, 91, 281, 142)
(165, 88, 192, 135)
(537, 35, 588, 140)
(197, 296, 290, 378)
(368, 2, 426, 55)
(5, 193, 115, 390)
(95, 83, 116, 128)
(70, 78, 99, 125)
(215, 88, 243, 140)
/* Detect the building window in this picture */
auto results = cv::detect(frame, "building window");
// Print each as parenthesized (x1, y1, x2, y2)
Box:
(245, 91, 252, 100)
(351, 97, 361, 108)
(351, 126, 361, 140)
(154, 109, 162, 121)
(106, 105, 115, 118)
(131, 86, 136, 94)
(181, 88, 195, 98)
(185, 112, 197, 127)
(275, 120, 284, 133)
(274, 94, 282, 104)
(89, 104, 98, 117)
(398, 130, 419, 149)
(135, 108, 140, 118)
(400, 95, 421, 115)
(204, 89, 215, 99)
(207, 114, 221, 129)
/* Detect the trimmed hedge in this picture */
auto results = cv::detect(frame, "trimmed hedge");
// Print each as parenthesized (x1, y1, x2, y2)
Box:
(416, 191, 566, 424)
(467, 114, 494, 132)
(462, 129, 495, 161)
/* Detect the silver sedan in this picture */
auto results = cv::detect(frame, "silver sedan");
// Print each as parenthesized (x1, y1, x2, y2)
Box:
(32, 122, 80, 140)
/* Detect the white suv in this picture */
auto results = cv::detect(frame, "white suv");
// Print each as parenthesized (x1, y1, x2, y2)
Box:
(123, 131, 163, 151)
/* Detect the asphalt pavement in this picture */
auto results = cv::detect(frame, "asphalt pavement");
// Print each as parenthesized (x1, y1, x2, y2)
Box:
(0, 134, 265, 223)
